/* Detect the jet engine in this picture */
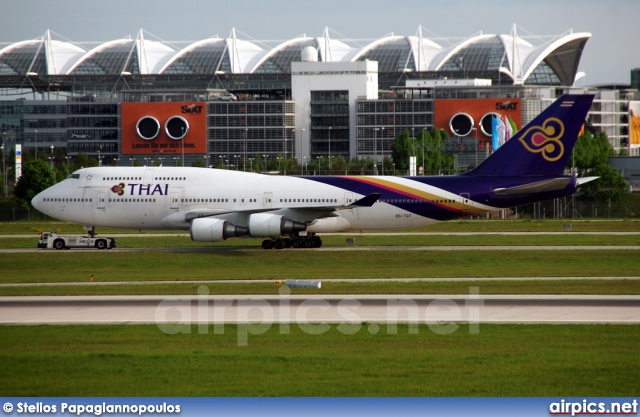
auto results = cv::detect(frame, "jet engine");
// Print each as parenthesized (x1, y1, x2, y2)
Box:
(190, 218, 248, 242)
(248, 213, 306, 237)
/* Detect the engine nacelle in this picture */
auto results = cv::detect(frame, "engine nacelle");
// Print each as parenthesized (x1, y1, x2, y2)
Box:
(248, 213, 306, 237)
(190, 218, 248, 242)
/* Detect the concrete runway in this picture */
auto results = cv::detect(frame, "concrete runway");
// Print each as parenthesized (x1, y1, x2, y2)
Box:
(1, 295, 639, 325)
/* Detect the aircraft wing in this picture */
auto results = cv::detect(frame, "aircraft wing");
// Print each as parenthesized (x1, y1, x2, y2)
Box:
(491, 178, 573, 195)
(577, 176, 599, 185)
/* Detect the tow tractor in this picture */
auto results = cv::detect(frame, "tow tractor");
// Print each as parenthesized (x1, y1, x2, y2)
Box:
(38, 231, 117, 250)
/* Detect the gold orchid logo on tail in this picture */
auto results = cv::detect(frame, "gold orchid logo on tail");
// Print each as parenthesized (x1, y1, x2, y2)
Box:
(518, 117, 565, 161)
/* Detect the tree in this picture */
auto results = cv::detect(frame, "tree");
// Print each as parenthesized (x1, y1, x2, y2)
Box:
(14, 160, 57, 207)
(421, 129, 454, 174)
(71, 153, 98, 171)
(391, 130, 411, 171)
(192, 159, 206, 168)
(54, 162, 69, 183)
(578, 164, 629, 202)
(571, 131, 628, 202)
(571, 132, 614, 170)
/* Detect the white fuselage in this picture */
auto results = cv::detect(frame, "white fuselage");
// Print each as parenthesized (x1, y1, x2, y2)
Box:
(34, 167, 489, 233)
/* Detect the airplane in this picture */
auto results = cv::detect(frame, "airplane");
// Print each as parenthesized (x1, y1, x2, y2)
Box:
(32, 94, 596, 250)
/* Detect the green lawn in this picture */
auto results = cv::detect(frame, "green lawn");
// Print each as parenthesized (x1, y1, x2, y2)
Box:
(0, 324, 637, 396)
(1, 250, 638, 284)
(2, 232, 640, 249)
(2, 219, 640, 235)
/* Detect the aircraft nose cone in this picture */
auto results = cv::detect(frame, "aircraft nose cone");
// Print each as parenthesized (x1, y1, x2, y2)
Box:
(32, 191, 46, 213)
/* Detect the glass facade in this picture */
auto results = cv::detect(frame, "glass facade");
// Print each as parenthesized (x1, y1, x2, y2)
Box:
(310, 90, 349, 160)
(207, 100, 295, 168)
(358, 38, 415, 73)
(355, 98, 434, 158)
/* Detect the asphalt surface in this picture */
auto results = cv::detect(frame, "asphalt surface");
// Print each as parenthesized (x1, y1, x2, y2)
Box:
(1, 294, 639, 325)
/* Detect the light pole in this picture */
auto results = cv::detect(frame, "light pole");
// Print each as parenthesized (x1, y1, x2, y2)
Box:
(411, 127, 415, 158)
(328, 126, 332, 173)
(2, 132, 6, 197)
(243, 128, 248, 171)
(249, 158, 253, 172)
(373, 128, 379, 175)
(471, 127, 478, 167)
(130, 157, 135, 166)
(422, 127, 428, 175)
(381, 127, 385, 175)
(300, 128, 306, 174)
(181, 126, 185, 167)
(34, 129, 38, 161)
(263, 154, 267, 171)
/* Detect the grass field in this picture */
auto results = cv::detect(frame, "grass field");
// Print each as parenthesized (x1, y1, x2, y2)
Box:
(0, 324, 638, 396)
(1, 250, 638, 283)
(1, 220, 638, 397)
(2, 219, 640, 235)
(2, 232, 640, 249)
(1, 219, 639, 296)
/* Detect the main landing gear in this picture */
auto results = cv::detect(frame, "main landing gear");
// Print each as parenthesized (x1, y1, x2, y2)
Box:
(261, 234, 322, 250)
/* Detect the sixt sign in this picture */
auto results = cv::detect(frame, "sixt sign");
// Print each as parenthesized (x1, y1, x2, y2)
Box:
(181, 105, 203, 114)
(496, 101, 518, 111)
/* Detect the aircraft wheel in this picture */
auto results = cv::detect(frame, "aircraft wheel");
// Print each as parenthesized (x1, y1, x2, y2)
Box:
(284, 238, 293, 248)
(313, 237, 322, 248)
(292, 239, 303, 248)
(304, 238, 315, 248)
(274, 239, 284, 250)
(262, 240, 274, 249)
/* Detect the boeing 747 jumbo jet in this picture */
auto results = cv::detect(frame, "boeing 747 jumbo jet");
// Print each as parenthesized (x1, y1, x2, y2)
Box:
(33, 94, 595, 249)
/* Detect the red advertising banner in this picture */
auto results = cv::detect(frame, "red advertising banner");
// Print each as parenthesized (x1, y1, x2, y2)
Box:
(434, 98, 522, 141)
(121, 102, 207, 155)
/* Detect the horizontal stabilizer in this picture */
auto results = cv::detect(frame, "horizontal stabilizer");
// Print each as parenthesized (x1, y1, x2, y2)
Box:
(577, 176, 599, 185)
(350, 193, 381, 207)
(492, 178, 572, 195)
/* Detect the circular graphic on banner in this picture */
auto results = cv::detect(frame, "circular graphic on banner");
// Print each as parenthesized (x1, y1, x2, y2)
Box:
(136, 116, 161, 140)
(480, 112, 501, 137)
(449, 113, 474, 136)
(165, 116, 190, 140)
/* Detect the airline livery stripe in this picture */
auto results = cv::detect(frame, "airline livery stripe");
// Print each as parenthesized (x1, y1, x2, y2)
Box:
(335, 176, 486, 215)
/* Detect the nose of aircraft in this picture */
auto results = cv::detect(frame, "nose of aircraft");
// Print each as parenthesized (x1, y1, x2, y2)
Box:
(32, 189, 47, 214)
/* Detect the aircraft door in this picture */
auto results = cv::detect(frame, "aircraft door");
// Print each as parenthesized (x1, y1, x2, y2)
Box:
(263, 192, 273, 208)
(97, 192, 106, 210)
(170, 192, 180, 210)
(143, 169, 155, 185)
(344, 192, 354, 205)
(460, 193, 471, 210)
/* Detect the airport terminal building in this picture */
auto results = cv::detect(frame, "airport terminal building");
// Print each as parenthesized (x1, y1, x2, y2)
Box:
(1, 26, 637, 172)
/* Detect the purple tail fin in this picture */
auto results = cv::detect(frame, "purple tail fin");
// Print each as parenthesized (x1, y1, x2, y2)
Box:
(467, 94, 594, 177)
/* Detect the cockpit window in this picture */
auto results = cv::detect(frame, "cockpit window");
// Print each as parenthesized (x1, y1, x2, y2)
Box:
(67, 174, 80, 179)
